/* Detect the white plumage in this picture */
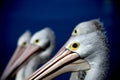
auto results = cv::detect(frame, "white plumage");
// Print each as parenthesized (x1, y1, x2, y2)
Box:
(69, 19, 108, 80)
(70, 32, 108, 80)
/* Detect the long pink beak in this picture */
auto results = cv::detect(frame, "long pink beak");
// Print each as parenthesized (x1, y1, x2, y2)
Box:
(1, 46, 26, 80)
(0, 44, 44, 80)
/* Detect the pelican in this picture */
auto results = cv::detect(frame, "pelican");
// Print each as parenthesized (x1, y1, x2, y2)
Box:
(27, 19, 109, 80)
(0, 28, 55, 80)
(15, 31, 31, 80)
(1, 31, 31, 80)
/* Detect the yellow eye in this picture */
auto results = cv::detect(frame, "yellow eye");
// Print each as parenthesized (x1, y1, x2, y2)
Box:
(34, 39, 40, 44)
(72, 28, 78, 36)
(23, 42, 27, 46)
(69, 42, 80, 50)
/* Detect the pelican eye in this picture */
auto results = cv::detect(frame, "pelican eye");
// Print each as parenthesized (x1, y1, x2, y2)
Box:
(72, 28, 78, 36)
(74, 29, 77, 34)
(23, 42, 27, 46)
(69, 42, 80, 50)
(34, 39, 40, 44)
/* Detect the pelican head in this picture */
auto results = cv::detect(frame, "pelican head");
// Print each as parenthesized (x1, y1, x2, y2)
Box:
(72, 19, 102, 36)
(27, 19, 108, 80)
(13, 30, 31, 64)
(1, 28, 55, 80)
(29, 27, 55, 55)
(18, 31, 31, 47)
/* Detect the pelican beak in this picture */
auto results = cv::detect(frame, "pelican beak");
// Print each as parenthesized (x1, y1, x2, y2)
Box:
(27, 37, 90, 80)
(0, 44, 45, 80)
(0, 46, 26, 80)
(43, 59, 90, 80)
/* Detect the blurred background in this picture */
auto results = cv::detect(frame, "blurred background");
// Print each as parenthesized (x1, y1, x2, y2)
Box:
(0, 0, 120, 80)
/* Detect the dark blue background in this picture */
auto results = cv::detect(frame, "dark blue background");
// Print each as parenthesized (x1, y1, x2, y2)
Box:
(0, 0, 120, 80)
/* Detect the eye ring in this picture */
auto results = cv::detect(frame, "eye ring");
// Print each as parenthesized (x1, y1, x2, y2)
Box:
(69, 42, 80, 50)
